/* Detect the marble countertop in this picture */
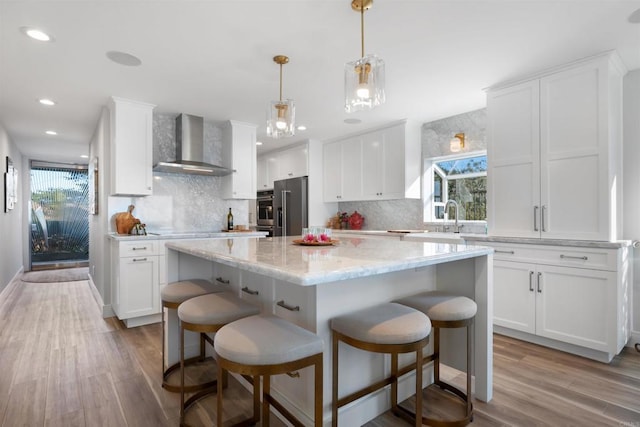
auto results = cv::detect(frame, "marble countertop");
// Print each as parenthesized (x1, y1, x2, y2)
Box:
(463, 234, 632, 249)
(108, 231, 267, 241)
(165, 236, 493, 286)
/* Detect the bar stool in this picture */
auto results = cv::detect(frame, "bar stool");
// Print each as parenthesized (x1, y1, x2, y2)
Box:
(177, 292, 260, 425)
(331, 303, 431, 427)
(394, 290, 477, 427)
(214, 314, 324, 427)
(161, 279, 225, 393)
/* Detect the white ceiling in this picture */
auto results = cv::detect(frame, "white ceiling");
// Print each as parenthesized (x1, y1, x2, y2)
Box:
(1, 0, 639, 162)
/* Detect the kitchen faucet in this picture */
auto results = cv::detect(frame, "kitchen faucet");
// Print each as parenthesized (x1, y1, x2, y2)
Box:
(444, 200, 463, 233)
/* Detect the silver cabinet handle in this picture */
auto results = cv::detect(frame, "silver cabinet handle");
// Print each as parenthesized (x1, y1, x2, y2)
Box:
(534, 206, 539, 232)
(495, 250, 515, 254)
(541, 205, 547, 232)
(560, 254, 588, 261)
(216, 277, 230, 284)
(276, 300, 300, 312)
(537, 272, 542, 293)
(132, 258, 147, 262)
(241, 286, 259, 295)
(132, 247, 147, 251)
(529, 271, 534, 292)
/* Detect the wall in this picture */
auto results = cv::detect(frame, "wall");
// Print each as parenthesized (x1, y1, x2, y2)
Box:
(107, 114, 249, 234)
(622, 69, 640, 344)
(0, 123, 24, 293)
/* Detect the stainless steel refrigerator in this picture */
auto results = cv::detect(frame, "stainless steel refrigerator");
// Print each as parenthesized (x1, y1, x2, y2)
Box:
(273, 176, 308, 237)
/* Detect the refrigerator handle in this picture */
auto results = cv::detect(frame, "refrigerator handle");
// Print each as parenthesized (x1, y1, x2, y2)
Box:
(282, 190, 291, 237)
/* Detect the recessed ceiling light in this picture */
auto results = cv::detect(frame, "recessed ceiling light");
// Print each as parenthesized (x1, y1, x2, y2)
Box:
(630, 8, 640, 23)
(297, 125, 307, 131)
(45, 130, 57, 135)
(106, 51, 142, 67)
(256, 141, 263, 146)
(344, 118, 362, 124)
(80, 155, 89, 159)
(20, 27, 53, 42)
(38, 98, 56, 106)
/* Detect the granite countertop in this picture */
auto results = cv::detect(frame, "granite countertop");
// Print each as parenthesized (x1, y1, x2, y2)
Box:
(108, 231, 268, 241)
(165, 236, 493, 286)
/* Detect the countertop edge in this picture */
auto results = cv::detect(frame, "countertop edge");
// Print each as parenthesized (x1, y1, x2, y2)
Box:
(463, 235, 632, 249)
(107, 232, 267, 241)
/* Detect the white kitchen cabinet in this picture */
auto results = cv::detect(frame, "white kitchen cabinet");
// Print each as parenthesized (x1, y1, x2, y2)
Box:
(222, 120, 257, 199)
(111, 239, 164, 328)
(323, 120, 421, 202)
(487, 51, 626, 241)
(108, 97, 156, 196)
(487, 241, 630, 362)
(257, 143, 308, 190)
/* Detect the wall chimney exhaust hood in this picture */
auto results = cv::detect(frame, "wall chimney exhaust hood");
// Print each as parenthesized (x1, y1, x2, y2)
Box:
(153, 114, 233, 176)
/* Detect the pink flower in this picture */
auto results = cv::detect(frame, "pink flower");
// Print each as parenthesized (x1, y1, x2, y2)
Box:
(303, 233, 316, 242)
(319, 233, 329, 242)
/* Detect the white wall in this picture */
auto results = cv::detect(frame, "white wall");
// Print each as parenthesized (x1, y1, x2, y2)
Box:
(622, 69, 640, 343)
(0, 123, 24, 293)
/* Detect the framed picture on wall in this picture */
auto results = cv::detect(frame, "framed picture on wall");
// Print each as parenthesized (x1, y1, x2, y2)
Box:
(4, 156, 16, 212)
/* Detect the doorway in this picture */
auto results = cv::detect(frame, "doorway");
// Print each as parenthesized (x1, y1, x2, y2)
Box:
(30, 161, 89, 271)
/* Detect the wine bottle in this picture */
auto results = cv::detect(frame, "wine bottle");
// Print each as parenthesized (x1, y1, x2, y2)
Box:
(227, 208, 234, 231)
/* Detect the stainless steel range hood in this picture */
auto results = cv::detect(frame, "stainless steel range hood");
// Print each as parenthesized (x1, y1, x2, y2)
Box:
(153, 113, 233, 176)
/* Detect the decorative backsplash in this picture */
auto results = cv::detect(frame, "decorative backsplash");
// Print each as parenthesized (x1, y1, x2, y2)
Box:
(336, 199, 424, 231)
(108, 113, 248, 233)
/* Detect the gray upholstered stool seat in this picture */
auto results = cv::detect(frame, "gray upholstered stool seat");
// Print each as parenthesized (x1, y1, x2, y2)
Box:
(331, 303, 431, 427)
(215, 315, 324, 427)
(161, 278, 225, 393)
(394, 291, 477, 427)
(176, 292, 260, 425)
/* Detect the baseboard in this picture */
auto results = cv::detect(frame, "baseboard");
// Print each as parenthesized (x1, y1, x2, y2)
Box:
(628, 330, 640, 348)
(0, 266, 24, 302)
(102, 304, 115, 318)
(87, 274, 115, 318)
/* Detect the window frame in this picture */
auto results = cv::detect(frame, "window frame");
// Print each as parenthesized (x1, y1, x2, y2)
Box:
(423, 150, 487, 224)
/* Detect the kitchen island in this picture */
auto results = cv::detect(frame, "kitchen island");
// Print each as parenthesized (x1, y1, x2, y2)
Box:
(165, 236, 494, 426)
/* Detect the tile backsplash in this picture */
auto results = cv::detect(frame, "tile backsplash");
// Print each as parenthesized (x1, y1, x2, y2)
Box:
(108, 113, 249, 233)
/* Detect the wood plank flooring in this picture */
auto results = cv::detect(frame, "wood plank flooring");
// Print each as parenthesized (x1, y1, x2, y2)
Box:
(0, 277, 639, 426)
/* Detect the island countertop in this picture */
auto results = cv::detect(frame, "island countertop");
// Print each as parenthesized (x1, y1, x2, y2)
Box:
(165, 236, 493, 286)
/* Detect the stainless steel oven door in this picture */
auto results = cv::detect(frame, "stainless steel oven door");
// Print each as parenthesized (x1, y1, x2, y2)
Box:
(257, 191, 274, 226)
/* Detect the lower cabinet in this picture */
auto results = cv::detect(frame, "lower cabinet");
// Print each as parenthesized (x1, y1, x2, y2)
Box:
(111, 239, 165, 328)
(488, 242, 630, 362)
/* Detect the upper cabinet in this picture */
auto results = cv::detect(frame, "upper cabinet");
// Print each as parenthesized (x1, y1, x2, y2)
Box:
(108, 97, 156, 196)
(257, 143, 308, 190)
(487, 51, 626, 241)
(322, 121, 421, 202)
(222, 120, 257, 199)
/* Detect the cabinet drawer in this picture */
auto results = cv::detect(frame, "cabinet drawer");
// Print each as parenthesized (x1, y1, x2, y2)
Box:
(213, 263, 240, 291)
(487, 242, 618, 271)
(274, 281, 315, 329)
(119, 241, 159, 257)
(238, 271, 272, 313)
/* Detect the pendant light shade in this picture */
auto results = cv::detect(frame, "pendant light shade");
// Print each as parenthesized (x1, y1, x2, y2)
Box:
(267, 55, 295, 138)
(345, 0, 385, 113)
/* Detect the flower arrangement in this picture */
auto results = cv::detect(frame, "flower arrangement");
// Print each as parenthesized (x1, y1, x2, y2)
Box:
(302, 227, 332, 243)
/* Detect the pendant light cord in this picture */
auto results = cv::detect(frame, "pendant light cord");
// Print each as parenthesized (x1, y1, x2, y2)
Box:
(360, 4, 365, 58)
(279, 63, 283, 102)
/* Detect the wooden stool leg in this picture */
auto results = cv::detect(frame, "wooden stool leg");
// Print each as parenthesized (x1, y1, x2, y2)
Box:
(315, 355, 323, 427)
(434, 327, 441, 384)
(391, 352, 399, 413)
(467, 321, 473, 416)
(414, 347, 423, 427)
(332, 332, 339, 427)
(161, 306, 166, 373)
(262, 375, 270, 427)
(217, 363, 224, 427)
(199, 332, 206, 361)
(179, 323, 185, 419)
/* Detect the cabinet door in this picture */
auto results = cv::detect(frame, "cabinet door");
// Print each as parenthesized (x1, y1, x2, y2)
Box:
(362, 131, 384, 199)
(257, 156, 270, 190)
(109, 97, 155, 196)
(493, 260, 536, 334)
(223, 121, 257, 199)
(487, 81, 540, 238)
(120, 255, 158, 318)
(536, 265, 615, 352)
(278, 145, 308, 180)
(323, 141, 343, 201)
(341, 137, 363, 201)
(381, 124, 406, 199)
(539, 60, 609, 240)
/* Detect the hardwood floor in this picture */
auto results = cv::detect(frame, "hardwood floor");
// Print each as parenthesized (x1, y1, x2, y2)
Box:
(0, 277, 639, 426)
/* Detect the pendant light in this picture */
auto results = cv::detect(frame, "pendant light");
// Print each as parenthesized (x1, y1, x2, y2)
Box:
(345, 0, 385, 113)
(267, 55, 295, 138)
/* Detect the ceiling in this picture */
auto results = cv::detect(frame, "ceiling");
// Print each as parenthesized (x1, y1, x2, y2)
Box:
(1, 1, 639, 162)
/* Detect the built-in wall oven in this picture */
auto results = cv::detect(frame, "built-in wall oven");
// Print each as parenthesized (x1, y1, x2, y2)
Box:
(256, 190, 274, 237)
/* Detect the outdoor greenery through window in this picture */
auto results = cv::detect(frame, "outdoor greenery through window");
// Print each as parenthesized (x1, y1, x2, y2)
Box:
(432, 154, 487, 221)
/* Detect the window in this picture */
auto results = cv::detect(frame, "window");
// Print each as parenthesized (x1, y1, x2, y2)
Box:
(426, 153, 487, 222)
